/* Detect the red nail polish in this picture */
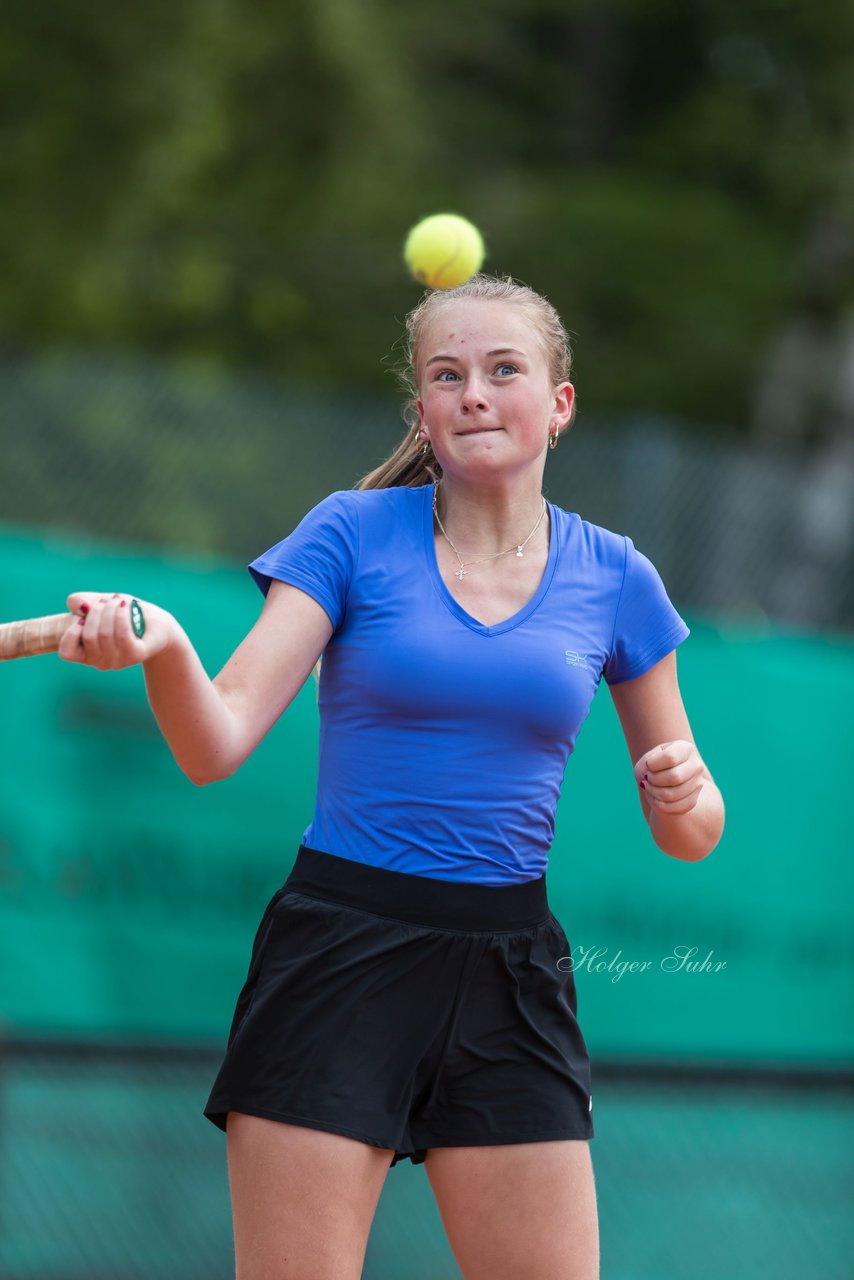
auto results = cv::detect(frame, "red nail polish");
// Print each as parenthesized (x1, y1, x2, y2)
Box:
(639, 780, 646, 790)
(112, 593, 120, 598)
(77, 616, 85, 626)
(120, 600, 127, 608)
(79, 603, 90, 615)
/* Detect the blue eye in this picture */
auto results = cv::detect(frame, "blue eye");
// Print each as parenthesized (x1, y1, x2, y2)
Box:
(435, 370, 459, 382)
(495, 363, 518, 377)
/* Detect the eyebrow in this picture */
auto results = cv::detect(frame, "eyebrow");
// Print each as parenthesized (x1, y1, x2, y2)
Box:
(425, 347, 527, 367)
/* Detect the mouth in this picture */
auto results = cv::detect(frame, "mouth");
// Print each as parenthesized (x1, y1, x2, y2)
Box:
(456, 427, 502, 436)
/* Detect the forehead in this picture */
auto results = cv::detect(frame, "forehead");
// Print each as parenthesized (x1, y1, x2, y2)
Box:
(420, 299, 542, 359)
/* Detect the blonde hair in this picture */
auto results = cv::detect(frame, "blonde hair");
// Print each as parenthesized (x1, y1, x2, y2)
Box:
(356, 274, 573, 491)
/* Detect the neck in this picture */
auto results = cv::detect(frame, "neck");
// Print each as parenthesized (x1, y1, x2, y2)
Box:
(433, 476, 546, 555)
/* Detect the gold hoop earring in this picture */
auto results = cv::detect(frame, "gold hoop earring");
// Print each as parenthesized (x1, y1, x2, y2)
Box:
(417, 433, 430, 456)
(548, 428, 559, 449)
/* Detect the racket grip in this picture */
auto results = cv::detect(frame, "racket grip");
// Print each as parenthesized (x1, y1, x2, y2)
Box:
(0, 612, 75, 660)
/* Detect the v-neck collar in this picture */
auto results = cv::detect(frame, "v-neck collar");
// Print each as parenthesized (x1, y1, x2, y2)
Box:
(421, 483, 560, 636)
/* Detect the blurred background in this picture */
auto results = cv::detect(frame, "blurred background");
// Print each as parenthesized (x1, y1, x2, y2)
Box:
(1, 1, 852, 1277)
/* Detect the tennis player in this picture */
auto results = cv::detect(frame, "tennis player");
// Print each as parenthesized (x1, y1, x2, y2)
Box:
(59, 275, 725, 1280)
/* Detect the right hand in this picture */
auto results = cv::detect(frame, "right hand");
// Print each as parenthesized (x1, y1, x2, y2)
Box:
(58, 592, 178, 670)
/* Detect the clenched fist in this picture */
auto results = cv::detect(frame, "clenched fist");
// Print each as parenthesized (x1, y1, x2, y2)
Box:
(634, 740, 707, 816)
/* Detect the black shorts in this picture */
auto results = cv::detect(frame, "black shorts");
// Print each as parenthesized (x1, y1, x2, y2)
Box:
(203, 845, 594, 1166)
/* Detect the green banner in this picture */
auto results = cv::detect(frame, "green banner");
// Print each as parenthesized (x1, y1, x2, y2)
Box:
(1, 526, 851, 1063)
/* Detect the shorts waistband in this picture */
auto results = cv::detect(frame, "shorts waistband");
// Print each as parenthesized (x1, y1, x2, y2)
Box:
(285, 846, 551, 933)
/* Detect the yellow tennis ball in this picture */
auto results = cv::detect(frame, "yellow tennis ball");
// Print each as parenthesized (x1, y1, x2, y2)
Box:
(403, 214, 485, 290)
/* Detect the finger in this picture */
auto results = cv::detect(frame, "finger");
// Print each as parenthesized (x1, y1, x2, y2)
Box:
(643, 740, 695, 777)
(644, 775, 703, 804)
(634, 742, 679, 786)
(66, 591, 107, 617)
(62, 591, 100, 660)
(57, 614, 88, 664)
(647, 783, 704, 815)
(96, 594, 130, 669)
(635, 742, 671, 780)
(643, 759, 702, 789)
(650, 740, 689, 769)
(80, 596, 114, 667)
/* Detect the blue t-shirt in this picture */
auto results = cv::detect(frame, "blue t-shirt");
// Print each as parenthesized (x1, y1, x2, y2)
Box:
(249, 483, 689, 885)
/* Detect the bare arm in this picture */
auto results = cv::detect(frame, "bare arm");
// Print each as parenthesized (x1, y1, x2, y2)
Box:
(58, 582, 333, 784)
(608, 650, 725, 861)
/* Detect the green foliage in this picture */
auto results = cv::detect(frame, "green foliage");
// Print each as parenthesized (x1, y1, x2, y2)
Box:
(2, 0, 852, 431)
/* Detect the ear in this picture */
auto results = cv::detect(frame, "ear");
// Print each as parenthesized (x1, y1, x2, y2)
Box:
(416, 397, 427, 431)
(553, 382, 575, 429)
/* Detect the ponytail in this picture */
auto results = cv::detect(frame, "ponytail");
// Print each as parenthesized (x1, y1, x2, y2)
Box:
(356, 423, 441, 491)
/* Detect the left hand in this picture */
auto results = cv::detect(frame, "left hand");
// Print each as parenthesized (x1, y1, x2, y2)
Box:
(634, 740, 705, 816)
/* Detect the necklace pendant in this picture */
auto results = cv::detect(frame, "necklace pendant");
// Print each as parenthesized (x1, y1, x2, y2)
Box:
(516, 546, 524, 557)
(455, 566, 466, 579)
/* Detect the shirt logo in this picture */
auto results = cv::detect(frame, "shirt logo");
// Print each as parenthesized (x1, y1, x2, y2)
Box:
(565, 650, 590, 668)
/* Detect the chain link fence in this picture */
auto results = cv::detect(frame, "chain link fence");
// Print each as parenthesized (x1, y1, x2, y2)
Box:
(0, 1039, 850, 1280)
(3, 347, 853, 632)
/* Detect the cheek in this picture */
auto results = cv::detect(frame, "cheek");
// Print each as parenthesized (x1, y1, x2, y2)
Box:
(420, 387, 452, 420)
(512, 391, 550, 430)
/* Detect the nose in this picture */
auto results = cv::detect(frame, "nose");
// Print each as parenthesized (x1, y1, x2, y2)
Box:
(460, 373, 490, 414)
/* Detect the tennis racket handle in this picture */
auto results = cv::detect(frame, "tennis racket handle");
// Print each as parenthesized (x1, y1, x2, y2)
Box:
(0, 612, 75, 660)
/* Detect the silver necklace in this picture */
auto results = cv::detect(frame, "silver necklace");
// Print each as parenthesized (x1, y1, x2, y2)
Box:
(432, 486, 547, 580)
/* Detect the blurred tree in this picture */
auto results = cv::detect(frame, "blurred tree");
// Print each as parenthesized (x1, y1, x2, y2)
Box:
(1, 0, 852, 435)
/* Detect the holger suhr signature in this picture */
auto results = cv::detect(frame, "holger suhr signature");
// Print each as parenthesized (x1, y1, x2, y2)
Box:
(558, 944, 727, 982)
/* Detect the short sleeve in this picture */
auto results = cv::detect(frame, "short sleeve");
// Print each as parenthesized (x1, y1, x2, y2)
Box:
(603, 537, 690, 685)
(247, 490, 358, 632)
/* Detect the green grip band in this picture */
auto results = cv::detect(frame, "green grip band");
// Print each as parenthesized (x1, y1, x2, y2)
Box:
(130, 599, 145, 639)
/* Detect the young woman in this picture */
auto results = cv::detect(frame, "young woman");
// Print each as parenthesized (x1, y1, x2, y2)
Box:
(59, 275, 724, 1280)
